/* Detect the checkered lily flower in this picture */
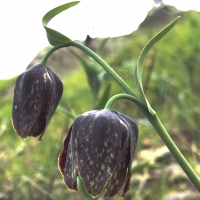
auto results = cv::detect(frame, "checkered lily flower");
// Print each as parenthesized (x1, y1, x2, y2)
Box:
(12, 64, 63, 140)
(59, 109, 138, 197)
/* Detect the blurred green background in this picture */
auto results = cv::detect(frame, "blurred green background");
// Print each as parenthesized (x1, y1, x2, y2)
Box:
(1, 5, 200, 200)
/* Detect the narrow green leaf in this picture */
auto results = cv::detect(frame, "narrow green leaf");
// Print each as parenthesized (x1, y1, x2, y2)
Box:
(69, 49, 90, 70)
(97, 37, 110, 54)
(69, 49, 104, 100)
(57, 105, 75, 119)
(134, 16, 180, 114)
(42, 1, 80, 46)
(95, 84, 111, 110)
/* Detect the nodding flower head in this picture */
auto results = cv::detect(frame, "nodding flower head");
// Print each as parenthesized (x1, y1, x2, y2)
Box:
(12, 64, 63, 140)
(58, 109, 138, 198)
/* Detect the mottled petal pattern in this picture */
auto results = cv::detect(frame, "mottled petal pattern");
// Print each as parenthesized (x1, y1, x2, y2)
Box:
(12, 65, 50, 138)
(63, 125, 79, 191)
(45, 67, 63, 130)
(114, 112, 138, 196)
(105, 118, 129, 196)
(58, 109, 139, 198)
(77, 110, 122, 197)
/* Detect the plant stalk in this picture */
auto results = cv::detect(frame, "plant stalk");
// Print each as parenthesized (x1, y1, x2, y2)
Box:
(149, 114, 200, 191)
(40, 41, 138, 98)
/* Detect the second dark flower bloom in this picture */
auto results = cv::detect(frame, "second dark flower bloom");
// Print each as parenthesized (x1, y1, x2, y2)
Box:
(59, 109, 138, 197)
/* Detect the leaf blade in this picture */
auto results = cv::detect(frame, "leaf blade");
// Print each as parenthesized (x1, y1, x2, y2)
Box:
(69, 49, 105, 100)
(95, 84, 111, 110)
(134, 16, 180, 114)
(42, 1, 80, 45)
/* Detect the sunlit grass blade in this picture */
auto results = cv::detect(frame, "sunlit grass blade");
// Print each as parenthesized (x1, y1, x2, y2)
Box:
(97, 37, 110, 54)
(57, 105, 75, 119)
(69, 49, 104, 101)
(134, 16, 181, 114)
(42, 1, 80, 46)
(95, 84, 111, 109)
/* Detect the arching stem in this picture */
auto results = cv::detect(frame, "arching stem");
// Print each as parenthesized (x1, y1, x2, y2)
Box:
(40, 41, 138, 98)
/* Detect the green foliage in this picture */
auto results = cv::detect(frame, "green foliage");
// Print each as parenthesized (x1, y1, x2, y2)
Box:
(69, 38, 111, 107)
(134, 16, 180, 115)
(42, 1, 80, 45)
(95, 83, 111, 110)
(1, 8, 200, 200)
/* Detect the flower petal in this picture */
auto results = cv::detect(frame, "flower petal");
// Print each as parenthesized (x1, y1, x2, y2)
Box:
(45, 67, 63, 122)
(114, 112, 138, 196)
(58, 126, 72, 175)
(76, 109, 122, 197)
(38, 66, 63, 140)
(105, 118, 130, 196)
(62, 123, 79, 190)
(59, 111, 98, 191)
(12, 64, 51, 139)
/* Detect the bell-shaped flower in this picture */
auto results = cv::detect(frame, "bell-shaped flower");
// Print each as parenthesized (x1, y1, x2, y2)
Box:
(12, 64, 63, 140)
(58, 109, 138, 198)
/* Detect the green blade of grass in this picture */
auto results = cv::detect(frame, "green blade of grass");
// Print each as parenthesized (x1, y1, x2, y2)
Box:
(134, 16, 181, 115)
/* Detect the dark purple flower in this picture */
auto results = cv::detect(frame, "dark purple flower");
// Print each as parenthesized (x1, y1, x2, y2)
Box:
(12, 64, 63, 140)
(58, 109, 138, 198)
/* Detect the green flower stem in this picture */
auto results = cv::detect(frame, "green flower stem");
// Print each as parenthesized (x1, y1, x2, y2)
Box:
(105, 94, 200, 191)
(105, 93, 145, 110)
(40, 41, 138, 98)
(77, 177, 98, 200)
